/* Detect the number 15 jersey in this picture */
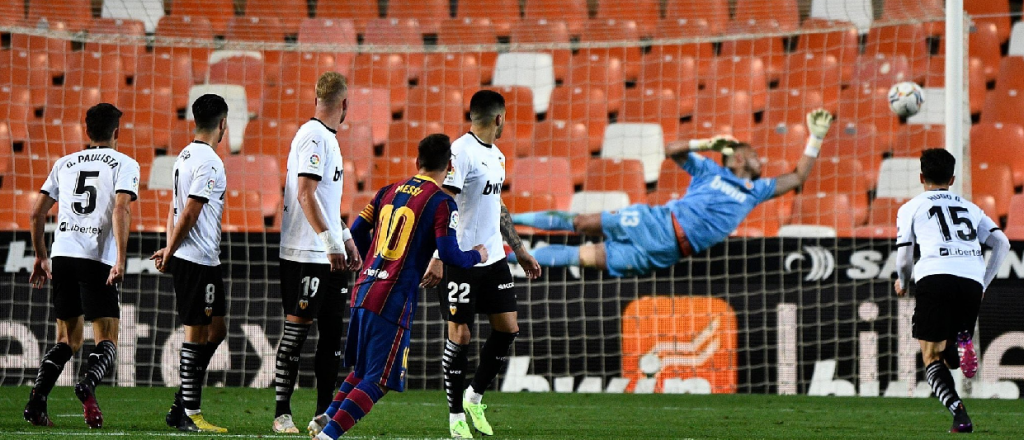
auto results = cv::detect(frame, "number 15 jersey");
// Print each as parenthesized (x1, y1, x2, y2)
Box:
(896, 189, 1000, 284)
(41, 146, 141, 267)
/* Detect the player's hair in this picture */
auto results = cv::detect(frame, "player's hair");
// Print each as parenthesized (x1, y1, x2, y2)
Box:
(721, 142, 753, 166)
(84, 103, 123, 143)
(469, 90, 506, 125)
(418, 133, 452, 172)
(316, 71, 348, 105)
(920, 148, 956, 184)
(192, 94, 228, 132)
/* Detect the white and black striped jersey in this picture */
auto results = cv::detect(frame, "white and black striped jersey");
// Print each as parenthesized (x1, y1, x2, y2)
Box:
(40, 146, 140, 267)
(171, 141, 227, 266)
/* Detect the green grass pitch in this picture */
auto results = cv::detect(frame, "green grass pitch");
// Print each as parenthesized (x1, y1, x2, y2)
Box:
(2, 386, 1023, 439)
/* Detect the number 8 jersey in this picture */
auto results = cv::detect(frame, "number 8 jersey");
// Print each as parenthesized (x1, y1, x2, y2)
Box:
(896, 189, 1000, 284)
(40, 146, 141, 267)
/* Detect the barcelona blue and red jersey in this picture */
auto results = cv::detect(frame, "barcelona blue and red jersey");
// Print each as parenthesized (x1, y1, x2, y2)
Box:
(349, 175, 480, 329)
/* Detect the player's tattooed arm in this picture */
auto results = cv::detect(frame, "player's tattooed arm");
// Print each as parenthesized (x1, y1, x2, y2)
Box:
(501, 200, 542, 279)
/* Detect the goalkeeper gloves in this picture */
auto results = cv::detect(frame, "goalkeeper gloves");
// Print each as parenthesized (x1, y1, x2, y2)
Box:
(688, 135, 739, 155)
(804, 108, 834, 157)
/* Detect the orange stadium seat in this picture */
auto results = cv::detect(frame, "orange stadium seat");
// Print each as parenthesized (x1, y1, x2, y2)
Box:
(653, 19, 715, 80)
(169, 0, 235, 36)
(883, 0, 944, 22)
(779, 52, 841, 111)
(223, 155, 282, 218)
(86, 19, 146, 80)
(455, 0, 520, 37)
(368, 156, 418, 190)
(994, 56, 1024, 95)
(273, 51, 340, 90)
(27, 0, 92, 31)
(865, 197, 909, 228)
(510, 19, 571, 83)
(638, 51, 697, 118)
(245, 0, 308, 34)
(242, 118, 300, 178)
(819, 122, 888, 185)
(754, 123, 809, 166)
(349, 191, 376, 220)
(296, 20, 357, 76)
(797, 19, 860, 85)
(580, 19, 644, 82)
(974, 195, 1000, 224)
(973, 161, 1014, 218)
(223, 190, 266, 232)
(44, 86, 102, 125)
(154, 16, 214, 81)
(405, 87, 464, 134)
(352, 53, 409, 115)
(693, 89, 755, 143)
(762, 88, 825, 128)
(788, 193, 860, 236)
(10, 34, 68, 83)
(0, 2, 24, 26)
(316, 0, 380, 35)
(117, 136, 155, 183)
(386, 0, 449, 35)
(363, 18, 424, 81)
(971, 122, 1024, 187)
(803, 157, 869, 224)
(2, 49, 50, 114)
(981, 88, 1024, 127)
(134, 52, 193, 110)
(836, 86, 900, 138)
(339, 159, 359, 219)
(522, 0, 588, 36)
(595, 0, 660, 37)
(385, 120, 445, 158)
(0, 190, 52, 229)
(702, 56, 768, 113)
(504, 192, 557, 215)
(892, 124, 944, 158)
(0, 86, 34, 145)
(656, 158, 691, 192)
(531, 120, 589, 185)
(0, 123, 12, 177)
(466, 86, 535, 157)
(420, 53, 482, 90)
(939, 21, 1000, 83)
(566, 52, 625, 114)
(720, 20, 786, 83)
(118, 86, 176, 150)
(510, 157, 573, 210)
(262, 86, 316, 124)
(865, 23, 929, 82)
(665, 0, 729, 35)
(736, 0, 800, 33)
(226, 16, 286, 43)
(738, 197, 787, 237)
(850, 54, 911, 88)
(621, 87, 682, 143)
(584, 158, 648, 205)
(131, 189, 172, 232)
(437, 18, 499, 83)
(27, 122, 86, 158)
(1006, 195, 1024, 240)
(10, 153, 54, 191)
(345, 87, 392, 147)
(207, 53, 265, 117)
(927, 56, 985, 114)
(64, 51, 125, 99)
(546, 86, 608, 154)
(336, 122, 374, 184)
(965, 0, 1011, 43)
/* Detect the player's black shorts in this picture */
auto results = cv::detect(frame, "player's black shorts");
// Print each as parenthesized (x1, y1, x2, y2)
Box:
(51, 257, 120, 321)
(912, 274, 983, 343)
(167, 256, 226, 326)
(438, 259, 516, 325)
(279, 259, 348, 320)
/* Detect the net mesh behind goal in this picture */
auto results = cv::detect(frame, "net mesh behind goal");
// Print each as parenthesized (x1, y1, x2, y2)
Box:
(2, 0, 1023, 398)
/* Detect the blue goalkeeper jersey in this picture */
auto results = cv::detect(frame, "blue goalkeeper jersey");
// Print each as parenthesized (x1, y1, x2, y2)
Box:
(664, 153, 777, 253)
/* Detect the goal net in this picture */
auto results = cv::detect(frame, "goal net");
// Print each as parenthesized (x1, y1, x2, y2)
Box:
(2, 0, 1023, 398)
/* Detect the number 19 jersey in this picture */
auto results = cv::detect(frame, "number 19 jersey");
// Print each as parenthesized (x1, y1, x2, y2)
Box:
(40, 147, 141, 267)
(896, 189, 1000, 284)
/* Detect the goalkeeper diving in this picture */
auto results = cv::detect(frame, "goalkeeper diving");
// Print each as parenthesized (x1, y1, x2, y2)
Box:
(513, 109, 834, 277)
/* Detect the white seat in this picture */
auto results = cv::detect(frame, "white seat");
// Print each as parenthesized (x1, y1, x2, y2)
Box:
(907, 87, 944, 125)
(186, 85, 249, 153)
(492, 52, 555, 114)
(208, 50, 264, 66)
(776, 225, 838, 238)
(876, 158, 923, 199)
(148, 156, 177, 190)
(810, 0, 873, 33)
(569, 191, 631, 214)
(101, 0, 165, 33)
(1009, 22, 1024, 56)
(601, 123, 664, 183)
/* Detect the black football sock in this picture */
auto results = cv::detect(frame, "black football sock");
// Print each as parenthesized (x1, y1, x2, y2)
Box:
(926, 360, 965, 415)
(274, 322, 311, 417)
(468, 330, 518, 400)
(79, 340, 117, 392)
(314, 318, 344, 416)
(34, 343, 74, 398)
(442, 339, 468, 414)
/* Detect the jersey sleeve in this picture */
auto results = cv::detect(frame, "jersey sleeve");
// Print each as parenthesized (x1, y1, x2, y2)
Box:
(39, 161, 60, 200)
(752, 178, 777, 203)
(681, 152, 715, 177)
(295, 133, 328, 181)
(187, 160, 222, 203)
(895, 201, 917, 247)
(442, 149, 470, 193)
(358, 184, 391, 224)
(433, 197, 460, 239)
(115, 159, 141, 201)
(977, 213, 1000, 244)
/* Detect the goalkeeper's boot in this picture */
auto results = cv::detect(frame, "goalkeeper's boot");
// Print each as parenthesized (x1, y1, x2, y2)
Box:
(165, 391, 184, 428)
(957, 331, 978, 379)
(450, 419, 474, 439)
(463, 400, 493, 436)
(23, 389, 54, 427)
(950, 404, 973, 433)
(74, 383, 103, 429)
(177, 412, 228, 433)
(272, 414, 299, 434)
(308, 414, 330, 437)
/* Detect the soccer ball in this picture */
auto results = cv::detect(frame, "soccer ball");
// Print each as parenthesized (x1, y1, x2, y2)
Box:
(887, 82, 924, 117)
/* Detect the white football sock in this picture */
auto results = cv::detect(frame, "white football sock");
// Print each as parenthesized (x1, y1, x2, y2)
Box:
(449, 413, 466, 423)
(464, 386, 484, 404)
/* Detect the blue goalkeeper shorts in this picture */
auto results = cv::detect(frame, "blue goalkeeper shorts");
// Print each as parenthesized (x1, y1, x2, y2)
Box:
(600, 204, 682, 277)
(344, 308, 411, 392)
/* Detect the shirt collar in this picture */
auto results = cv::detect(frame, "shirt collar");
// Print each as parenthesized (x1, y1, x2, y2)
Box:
(468, 131, 492, 148)
(312, 118, 338, 134)
(85, 145, 111, 150)
(414, 174, 438, 184)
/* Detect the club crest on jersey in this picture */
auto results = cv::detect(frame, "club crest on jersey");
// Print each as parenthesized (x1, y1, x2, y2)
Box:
(299, 300, 309, 310)
(204, 307, 212, 317)
(449, 305, 458, 315)
(744, 180, 754, 189)
(181, 151, 191, 160)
